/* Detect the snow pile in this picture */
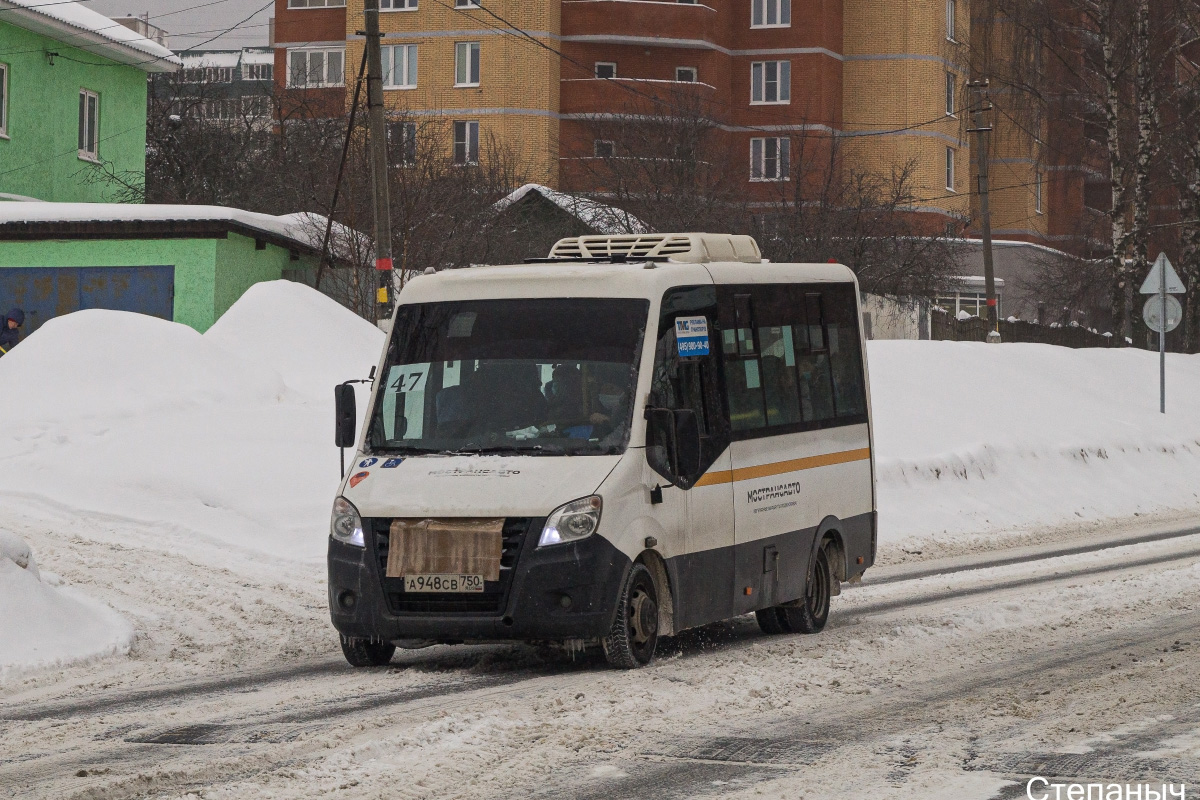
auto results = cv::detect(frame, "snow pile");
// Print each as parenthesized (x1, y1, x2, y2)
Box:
(0, 531, 134, 680)
(0, 309, 288, 422)
(0, 529, 38, 575)
(0, 282, 383, 563)
(206, 280, 383, 399)
(871, 340, 1200, 547)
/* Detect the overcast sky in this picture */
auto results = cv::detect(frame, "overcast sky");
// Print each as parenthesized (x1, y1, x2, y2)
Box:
(85, 0, 273, 51)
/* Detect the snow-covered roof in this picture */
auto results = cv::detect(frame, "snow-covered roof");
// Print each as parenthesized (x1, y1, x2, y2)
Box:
(181, 51, 242, 69)
(241, 48, 274, 65)
(0, 0, 180, 72)
(0, 203, 362, 263)
(493, 184, 649, 235)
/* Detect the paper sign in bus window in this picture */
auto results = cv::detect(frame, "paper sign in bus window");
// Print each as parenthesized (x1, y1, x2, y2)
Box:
(675, 316, 710, 357)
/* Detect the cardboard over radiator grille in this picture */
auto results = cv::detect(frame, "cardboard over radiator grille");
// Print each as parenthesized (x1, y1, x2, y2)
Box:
(386, 518, 504, 581)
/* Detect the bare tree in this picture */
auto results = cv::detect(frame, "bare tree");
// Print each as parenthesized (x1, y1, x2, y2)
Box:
(753, 136, 962, 297)
(980, 0, 1198, 339)
(567, 88, 959, 296)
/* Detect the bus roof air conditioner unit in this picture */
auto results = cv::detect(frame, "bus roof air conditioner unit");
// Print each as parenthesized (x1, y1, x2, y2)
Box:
(548, 233, 762, 264)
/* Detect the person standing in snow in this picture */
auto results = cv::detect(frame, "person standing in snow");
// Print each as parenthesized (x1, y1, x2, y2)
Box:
(0, 309, 24, 357)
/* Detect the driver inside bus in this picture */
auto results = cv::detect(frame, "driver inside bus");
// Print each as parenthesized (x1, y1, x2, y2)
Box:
(585, 365, 631, 442)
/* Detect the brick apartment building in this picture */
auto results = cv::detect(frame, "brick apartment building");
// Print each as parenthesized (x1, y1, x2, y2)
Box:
(270, 0, 1076, 257)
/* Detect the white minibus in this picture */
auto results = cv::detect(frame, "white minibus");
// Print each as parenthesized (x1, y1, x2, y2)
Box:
(328, 233, 876, 669)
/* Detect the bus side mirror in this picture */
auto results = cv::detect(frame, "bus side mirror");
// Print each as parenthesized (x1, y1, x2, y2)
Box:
(674, 409, 702, 479)
(644, 407, 679, 486)
(335, 384, 357, 448)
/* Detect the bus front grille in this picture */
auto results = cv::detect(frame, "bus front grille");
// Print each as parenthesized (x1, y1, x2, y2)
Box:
(370, 517, 533, 615)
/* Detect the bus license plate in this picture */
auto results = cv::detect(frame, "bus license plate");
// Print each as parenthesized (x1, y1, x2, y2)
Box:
(403, 574, 485, 593)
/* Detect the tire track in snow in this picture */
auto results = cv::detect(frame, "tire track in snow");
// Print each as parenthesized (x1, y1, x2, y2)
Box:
(861, 523, 1200, 587)
(8, 526, 1200, 799)
(12, 523, 1200, 724)
(533, 611, 1200, 800)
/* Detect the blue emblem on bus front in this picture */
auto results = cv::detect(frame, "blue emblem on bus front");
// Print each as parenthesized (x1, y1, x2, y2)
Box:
(382, 458, 405, 468)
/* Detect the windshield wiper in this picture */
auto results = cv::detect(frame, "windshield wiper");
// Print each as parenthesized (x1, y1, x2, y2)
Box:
(375, 444, 442, 455)
(451, 444, 567, 456)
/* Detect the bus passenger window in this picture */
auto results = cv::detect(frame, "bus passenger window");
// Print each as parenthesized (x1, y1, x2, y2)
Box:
(825, 288, 868, 419)
(724, 292, 767, 431)
(758, 325, 802, 426)
(793, 293, 836, 423)
(727, 356, 767, 431)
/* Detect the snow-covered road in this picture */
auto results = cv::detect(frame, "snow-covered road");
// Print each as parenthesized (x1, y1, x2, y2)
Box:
(5, 513, 1200, 800)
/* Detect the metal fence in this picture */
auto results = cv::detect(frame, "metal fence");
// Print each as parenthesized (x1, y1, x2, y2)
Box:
(930, 309, 1117, 348)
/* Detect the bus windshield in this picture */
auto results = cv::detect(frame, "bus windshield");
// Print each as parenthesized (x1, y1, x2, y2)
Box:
(367, 297, 651, 456)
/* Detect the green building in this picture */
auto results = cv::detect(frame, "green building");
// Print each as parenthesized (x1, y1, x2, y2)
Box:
(0, 205, 341, 333)
(0, 0, 179, 202)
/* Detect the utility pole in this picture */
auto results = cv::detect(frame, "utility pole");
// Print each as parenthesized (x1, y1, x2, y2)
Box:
(968, 80, 999, 338)
(363, 0, 394, 325)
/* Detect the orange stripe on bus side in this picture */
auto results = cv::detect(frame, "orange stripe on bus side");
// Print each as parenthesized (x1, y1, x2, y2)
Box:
(693, 447, 871, 487)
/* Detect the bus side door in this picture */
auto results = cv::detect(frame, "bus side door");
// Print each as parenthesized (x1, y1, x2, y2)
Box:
(647, 286, 736, 631)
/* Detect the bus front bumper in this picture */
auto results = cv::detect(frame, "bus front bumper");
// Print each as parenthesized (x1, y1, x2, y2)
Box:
(327, 530, 630, 643)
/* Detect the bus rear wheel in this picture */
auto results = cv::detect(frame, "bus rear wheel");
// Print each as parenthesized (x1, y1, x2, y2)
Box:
(603, 564, 659, 669)
(340, 634, 396, 667)
(781, 544, 832, 634)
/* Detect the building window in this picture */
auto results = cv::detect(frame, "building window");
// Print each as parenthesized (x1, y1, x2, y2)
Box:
(935, 290, 1001, 318)
(594, 139, 615, 158)
(388, 120, 417, 165)
(78, 89, 100, 161)
(455, 42, 480, 86)
(945, 71, 955, 115)
(381, 0, 416, 8)
(383, 44, 417, 88)
(750, 137, 789, 181)
(751, 61, 790, 104)
(945, 146, 955, 190)
(0, 63, 7, 138)
(595, 62, 616, 79)
(242, 62, 273, 81)
(675, 66, 697, 82)
(1035, 170, 1044, 213)
(454, 0, 480, 6)
(183, 66, 235, 83)
(751, 0, 791, 27)
(287, 0, 345, 8)
(287, 47, 345, 87)
(454, 120, 479, 165)
(946, 0, 956, 41)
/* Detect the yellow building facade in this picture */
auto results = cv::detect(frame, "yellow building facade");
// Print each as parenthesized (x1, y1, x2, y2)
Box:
(344, 0, 561, 185)
(841, 0, 972, 227)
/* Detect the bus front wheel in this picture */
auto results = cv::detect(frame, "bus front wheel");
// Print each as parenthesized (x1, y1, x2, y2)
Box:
(603, 563, 659, 669)
(340, 634, 396, 667)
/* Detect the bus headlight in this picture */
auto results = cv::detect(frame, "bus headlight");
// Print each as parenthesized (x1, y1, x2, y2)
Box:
(539, 496, 602, 547)
(330, 496, 365, 548)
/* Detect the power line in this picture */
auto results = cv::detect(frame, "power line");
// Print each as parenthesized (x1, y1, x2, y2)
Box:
(424, 0, 973, 141)
(0, 122, 142, 177)
(8, 0, 274, 68)
(0, 0, 272, 64)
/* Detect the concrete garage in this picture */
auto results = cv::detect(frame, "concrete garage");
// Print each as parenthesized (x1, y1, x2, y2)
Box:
(0, 204, 342, 333)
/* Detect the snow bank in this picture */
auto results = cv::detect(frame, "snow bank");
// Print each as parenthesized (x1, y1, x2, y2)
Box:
(0, 532, 134, 680)
(0, 528, 39, 576)
(206, 280, 383, 399)
(0, 282, 383, 563)
(871, 340, 1200, 547)
(0, 309, 287, 424)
